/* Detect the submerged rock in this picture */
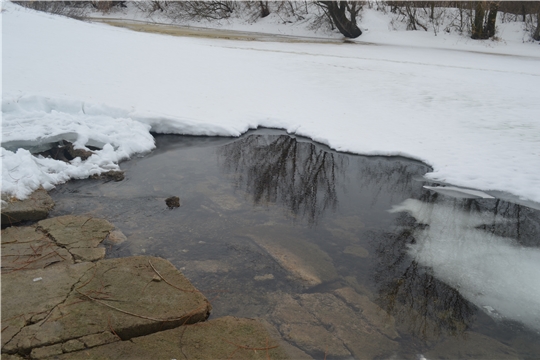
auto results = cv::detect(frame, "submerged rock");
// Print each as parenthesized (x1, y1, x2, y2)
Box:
(242, 226, 338, 287)
(425, 332, 520, 359)
(90, 170, 125, 182)
(343, 245, 370, 258)
(105, 229, 128, 245)
(268, 289, 400, 359)
(165, 196, 180, 209)
(1, 189, 54, 226)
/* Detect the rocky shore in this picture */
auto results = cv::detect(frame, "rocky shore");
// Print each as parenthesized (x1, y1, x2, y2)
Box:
(1, 191, 290, 359)
(2, 189, 524, 360)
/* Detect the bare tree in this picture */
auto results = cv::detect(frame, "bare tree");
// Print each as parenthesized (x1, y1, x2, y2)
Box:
(471, 1, 499, 39)
(316, 1, 363, 38)
(218, 134, 343, 225)
(12, 1, 91, 19)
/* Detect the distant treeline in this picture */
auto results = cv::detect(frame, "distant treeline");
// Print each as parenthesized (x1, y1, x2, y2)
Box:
(13, 1, 540, 40)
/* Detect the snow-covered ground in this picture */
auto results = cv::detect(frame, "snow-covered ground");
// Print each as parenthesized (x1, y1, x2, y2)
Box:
(2, 2, 540, 206)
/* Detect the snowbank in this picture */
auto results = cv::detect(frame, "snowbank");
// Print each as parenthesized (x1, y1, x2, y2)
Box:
(2, 2, 540, 205)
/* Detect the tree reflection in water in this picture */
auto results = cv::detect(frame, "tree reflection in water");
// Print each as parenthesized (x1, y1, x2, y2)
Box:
(374, 212, 476, 341)
(218, 134, 345, 224)
(376, 191, 540, 342)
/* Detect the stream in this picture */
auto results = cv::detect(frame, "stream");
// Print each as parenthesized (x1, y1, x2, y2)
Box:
(49, 129, 540, 359)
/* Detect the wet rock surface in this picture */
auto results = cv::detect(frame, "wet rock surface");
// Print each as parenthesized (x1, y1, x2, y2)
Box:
(1, 189, 55, 226)
(89, 170, 125, 182)
(242, 226, 338, 287)
(266, 288, 400, 359)
(37, 140, 95, 162)
(425, 332, 520, 359)
(37, 215, 113, 262)
(1, 214, 289, 359)
(1, 225, 73, 271)
(165, 196, 180, 209)
(57, 316, 290, 360)
(2, 256, 212, 356)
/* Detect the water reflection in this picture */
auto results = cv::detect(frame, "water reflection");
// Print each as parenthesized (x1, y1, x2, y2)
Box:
(385, 193, 540, 336)
(45, 131, 540, 358)
(218, 135, 344, 224)
(374, 212, 475, 341)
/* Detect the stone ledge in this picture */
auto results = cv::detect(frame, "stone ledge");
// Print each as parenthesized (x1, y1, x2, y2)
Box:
(1, 189, 54, 226)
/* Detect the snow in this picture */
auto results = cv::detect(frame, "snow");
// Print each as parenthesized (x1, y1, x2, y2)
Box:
(2, 1, 540, 206)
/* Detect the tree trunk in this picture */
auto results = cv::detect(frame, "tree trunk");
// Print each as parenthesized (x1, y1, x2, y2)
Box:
(471, 1, 486, 39)
(259, 1, 269, 18)
(485, 2, 498, 38)
(472, 1, 498, 39)
(320, 1, 362, 38)
(534, 8, 540, 40)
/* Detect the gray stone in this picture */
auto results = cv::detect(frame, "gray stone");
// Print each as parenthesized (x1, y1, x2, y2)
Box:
(184, 260, 231, 273)
(80, 332, 119, 348)
(30, 343, 63, 359)
(242, 226, 338, 287)
(69, 247, 106, 262)
(343, 245, 370, 258)
(3, 256, 210, 355)
(0, 354, 25, 360)
(55, 317, 289, 360)
(297, 292, 399, 359)
(62, 339, 86, 353)
(165, 196, 180, 209)
(1, 189, 54, 225)
(333, 287, 399, 339)
(425, 332, 520, 359)
(90, 170, 125, 182)
(258, 319, 313, 360)
(1, 225, 73, 271)
(105, 230, 127, 245)
(268, 291, 399, 359)
(38, 215, 113, 249)
(1, 262, 94, 350)
(254, 274, 274, 281)
(270, 293, 351, 358)
(64, 141, 94, 161)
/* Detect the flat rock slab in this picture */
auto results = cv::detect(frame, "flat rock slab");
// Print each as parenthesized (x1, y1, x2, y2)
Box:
(2, 256, 211, 357)
(1, 189, 54, 226)
(1, 226, 73, 271)
(54, 316, 289, 360)
(38, 215, 113, 249)
(1, 262, 94, 349)
(425, 331, 520, 359)
(241, 226, 338, 287)
(268, 288, 399, 359)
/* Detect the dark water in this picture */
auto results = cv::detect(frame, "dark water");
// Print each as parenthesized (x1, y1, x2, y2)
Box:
(49, 129, 540, 359)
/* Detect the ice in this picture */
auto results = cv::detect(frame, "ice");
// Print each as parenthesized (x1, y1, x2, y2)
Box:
(423, 186, 495, 199)
(390, 199, 540, 332)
